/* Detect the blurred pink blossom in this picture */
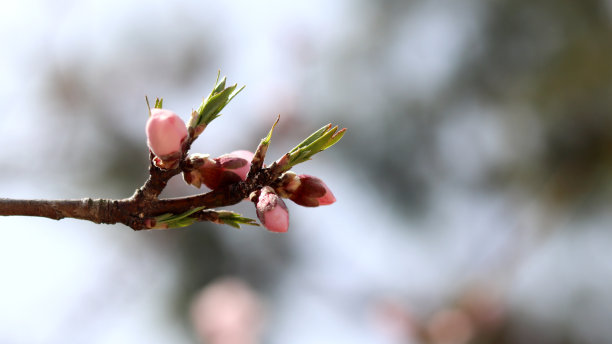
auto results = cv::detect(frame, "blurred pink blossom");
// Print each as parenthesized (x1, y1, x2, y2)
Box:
(191, 277, 264, 344)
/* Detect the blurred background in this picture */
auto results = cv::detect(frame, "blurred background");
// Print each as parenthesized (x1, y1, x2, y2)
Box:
(1, 0, 612, 343)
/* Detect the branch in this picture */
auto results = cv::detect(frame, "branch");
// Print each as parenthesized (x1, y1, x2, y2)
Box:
(0, 165, 284, 230)
(0, 198, 124, 224)
(0, 74, 345, 232)
(0, 141, 287, 230)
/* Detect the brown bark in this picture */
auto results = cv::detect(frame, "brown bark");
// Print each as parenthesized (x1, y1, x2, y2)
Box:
(0, 198, 124, 224)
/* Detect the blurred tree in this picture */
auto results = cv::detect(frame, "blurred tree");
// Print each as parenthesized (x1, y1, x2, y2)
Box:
(453, 0, 612, 212)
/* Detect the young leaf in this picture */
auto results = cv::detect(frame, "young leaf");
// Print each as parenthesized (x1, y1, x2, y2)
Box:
(278, 124, 346, 171)
(154, 206, 206, 229)
(189, 72, 245, 131)
(215, 211, 259, 229)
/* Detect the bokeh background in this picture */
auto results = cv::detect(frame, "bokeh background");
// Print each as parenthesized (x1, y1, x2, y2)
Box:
(1, 0, 612, 343)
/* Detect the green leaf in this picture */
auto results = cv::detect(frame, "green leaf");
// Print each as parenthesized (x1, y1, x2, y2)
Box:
(154, 206, 206, 229)
(289, 124, 331, 153)
(216, 211, 259, 229)
(280, 124, 346, 171)
(262, 115, 280, 146)
(212, 75, 227, 94)
(190, 73, 245, 129)
(145, 96, 164, 115)
(197, 84, 238, 125)
(323, 127, 346, 150)
(152, 208, 258, 230)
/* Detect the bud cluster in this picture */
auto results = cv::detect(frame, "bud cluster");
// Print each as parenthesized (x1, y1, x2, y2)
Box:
(251, 172, 336, 233)
(142, 74, 343, 232)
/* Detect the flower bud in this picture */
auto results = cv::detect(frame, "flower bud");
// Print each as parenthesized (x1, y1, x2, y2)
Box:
(146, 109, 188, 167)
(277, 173, 336, 207)
(219, 150, 254, 181)
(255, 186, 289, 233)
(183, 150, 254, 189)
(182, 154, 210, 189)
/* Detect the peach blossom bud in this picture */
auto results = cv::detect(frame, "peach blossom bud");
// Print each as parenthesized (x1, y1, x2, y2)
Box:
(255, 186, 289, 233)
(278, 174, 336, 207)
(146, 108, 188, 158)
(183, 151, 253, 189)
(218, 150, 254, 181)
(182, 154, 209, 189)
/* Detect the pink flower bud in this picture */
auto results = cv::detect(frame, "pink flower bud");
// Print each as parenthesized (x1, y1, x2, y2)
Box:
(218, 150, 254, 181)
(146, 108, 188, 158)
(278, 173, 336, 207)
(183, 151, 253, 189)
(255, 186, 289, 233)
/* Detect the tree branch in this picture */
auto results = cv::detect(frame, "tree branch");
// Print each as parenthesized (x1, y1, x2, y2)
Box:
(0, 198, 124, 224)
(0, 75, 345, 231)
(0, 163, 283, 231)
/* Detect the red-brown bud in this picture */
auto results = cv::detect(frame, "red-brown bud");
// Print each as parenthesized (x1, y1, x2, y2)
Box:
(277, 173, 336, 207)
